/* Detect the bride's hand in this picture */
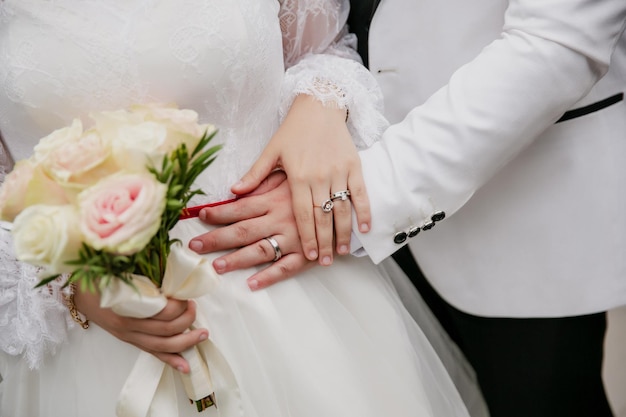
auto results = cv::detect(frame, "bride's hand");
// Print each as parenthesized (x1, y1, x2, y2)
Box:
(231, 94, 371, 266)
(190, 170, 316, 290)
(73, 289, 208, 373)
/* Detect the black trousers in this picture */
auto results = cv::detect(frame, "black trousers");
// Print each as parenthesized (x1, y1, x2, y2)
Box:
(392, 246, 614, 417)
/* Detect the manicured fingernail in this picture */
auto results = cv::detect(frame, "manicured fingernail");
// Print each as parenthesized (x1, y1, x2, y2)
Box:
(338, 245, 349, 254)
(308, 250, 318, 260)
(213, 259, 226, 272)
(198, 332, 208, 342)
(176, 366, 185, 373)
(248, 279, 259, 291)
(189, 240, 203, 252)
(359, 223, 370, 233)
(233, 180, 244, 190)
(322, 256, 332, 266)
(199, 209, 207, 221)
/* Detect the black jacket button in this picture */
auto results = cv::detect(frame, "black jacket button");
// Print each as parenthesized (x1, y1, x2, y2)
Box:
(431, 211, 446, 222)
(394, 231, 408, 244)
(422, 220, 435, 230)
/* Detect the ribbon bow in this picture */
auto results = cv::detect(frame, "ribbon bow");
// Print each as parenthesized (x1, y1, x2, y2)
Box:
(99, 243, 239, 417)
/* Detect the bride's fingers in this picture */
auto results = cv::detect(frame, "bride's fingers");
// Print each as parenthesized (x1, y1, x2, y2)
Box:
(330, 187, 352, 256)
(212, 235, 289, 274)
(150, 298, 190, 321)
(291, 182, 319, 261)
(312, 188, 335, 266)
(199, 171, 287, 229)
(246, 253, 315, 291)
(127, 301, 198, 337)
(237, 170, 286, 198)
(198, 198, 266, 227)
(133, 328, 209, 370)
(347, 168, 371, 234)
(152, 352, 191, 374)
(231, 145, 280, 195)
(190, 216, 273, 254)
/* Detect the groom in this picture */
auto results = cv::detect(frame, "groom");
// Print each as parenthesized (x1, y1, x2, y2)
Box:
(192, 1, 626, 416)
(344, 1, 625, 416)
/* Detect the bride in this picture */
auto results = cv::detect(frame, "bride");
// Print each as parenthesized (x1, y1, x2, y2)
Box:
(0, 1, 470, 416)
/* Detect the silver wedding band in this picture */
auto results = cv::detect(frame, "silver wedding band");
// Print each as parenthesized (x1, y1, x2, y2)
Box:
(264, 236, 282, 262)
(330, 190, 351, 201)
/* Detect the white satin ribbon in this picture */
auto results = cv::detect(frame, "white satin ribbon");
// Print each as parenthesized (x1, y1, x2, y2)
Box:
(99, 243, 236, 417)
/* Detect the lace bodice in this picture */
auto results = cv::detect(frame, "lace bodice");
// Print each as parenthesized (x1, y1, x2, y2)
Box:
(0, 0, 386, 368)
(0, 1, 383, 187)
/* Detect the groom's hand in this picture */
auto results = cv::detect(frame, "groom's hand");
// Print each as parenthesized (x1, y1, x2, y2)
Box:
(188, 170, 315, 290)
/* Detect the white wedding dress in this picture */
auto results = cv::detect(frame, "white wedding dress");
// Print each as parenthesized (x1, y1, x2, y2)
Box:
(0, 1, 471, 416)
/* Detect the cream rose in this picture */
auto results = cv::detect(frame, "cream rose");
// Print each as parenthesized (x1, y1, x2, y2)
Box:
(33, 119, 84, 162)
(91, 104, 215, 173)
(130, 103, 211, 147)
(42, 128, 118, 190)
(91, 109, 171, 171)
(12, 204, 83, 274)
(78, 173, 167, 254)
(0, 160, 69, 222)
(111, 121, 172, 171)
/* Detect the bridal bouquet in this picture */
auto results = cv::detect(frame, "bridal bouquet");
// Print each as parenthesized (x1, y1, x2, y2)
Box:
(0, 103, 222, 413)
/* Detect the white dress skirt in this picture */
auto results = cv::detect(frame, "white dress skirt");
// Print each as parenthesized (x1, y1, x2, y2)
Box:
(0, 1, 474, 416)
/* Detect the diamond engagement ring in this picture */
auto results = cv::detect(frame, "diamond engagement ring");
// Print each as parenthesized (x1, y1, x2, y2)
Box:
(263, 236, 282, 262)
(330, 190, 351, 201)
(319, 199, 334, 213)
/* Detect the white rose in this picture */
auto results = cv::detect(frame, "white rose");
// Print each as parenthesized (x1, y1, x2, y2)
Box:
(33, 119, 84, 162)
(91, 104, 215, 171)
(110, 121, 171, 171)
(129, 103, 214, 154)
(42, 128, 118, 190)
(91, 108, 171, 171)
(12, 204, 83, 274)
(78, 173, 167, 255)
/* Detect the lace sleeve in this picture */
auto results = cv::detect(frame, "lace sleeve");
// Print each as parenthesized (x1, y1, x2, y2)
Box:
(277, 0, 388, 149)
(0, 228, 71, 369)
(0, 138, 71, 369)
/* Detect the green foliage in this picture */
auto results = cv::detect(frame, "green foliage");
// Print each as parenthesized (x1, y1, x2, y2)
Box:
(37, 129, 221, 291)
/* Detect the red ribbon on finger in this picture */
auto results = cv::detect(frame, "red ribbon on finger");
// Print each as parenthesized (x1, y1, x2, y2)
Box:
(179, 198, 238, 220)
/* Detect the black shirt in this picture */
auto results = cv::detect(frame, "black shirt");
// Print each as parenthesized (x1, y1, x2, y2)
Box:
(347, 0, 380, 67)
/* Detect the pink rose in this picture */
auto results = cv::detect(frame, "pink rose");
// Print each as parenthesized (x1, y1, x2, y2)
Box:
(78, 173, 167, 254)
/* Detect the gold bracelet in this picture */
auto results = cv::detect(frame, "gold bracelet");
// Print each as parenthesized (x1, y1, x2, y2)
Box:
(64, 283, 89, 329)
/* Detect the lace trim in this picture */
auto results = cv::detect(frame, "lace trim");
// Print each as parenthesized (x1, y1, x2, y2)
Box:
(278, 0, 388, 149)
(0, 227, 71, 369)
(280, 53, 388, 149)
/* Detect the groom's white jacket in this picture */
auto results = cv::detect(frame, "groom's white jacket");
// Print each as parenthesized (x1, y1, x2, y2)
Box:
(355, 0, 626, 317)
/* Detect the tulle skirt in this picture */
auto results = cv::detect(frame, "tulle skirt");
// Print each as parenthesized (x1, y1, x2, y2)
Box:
(0, 218, 471, 417)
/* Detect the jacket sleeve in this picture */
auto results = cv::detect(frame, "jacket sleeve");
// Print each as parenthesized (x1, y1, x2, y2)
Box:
(356, 0, 626, 263)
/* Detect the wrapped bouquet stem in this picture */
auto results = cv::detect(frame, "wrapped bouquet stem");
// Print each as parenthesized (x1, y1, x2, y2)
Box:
(101, 243, 221, 416)
(0, 103, 225, 415)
